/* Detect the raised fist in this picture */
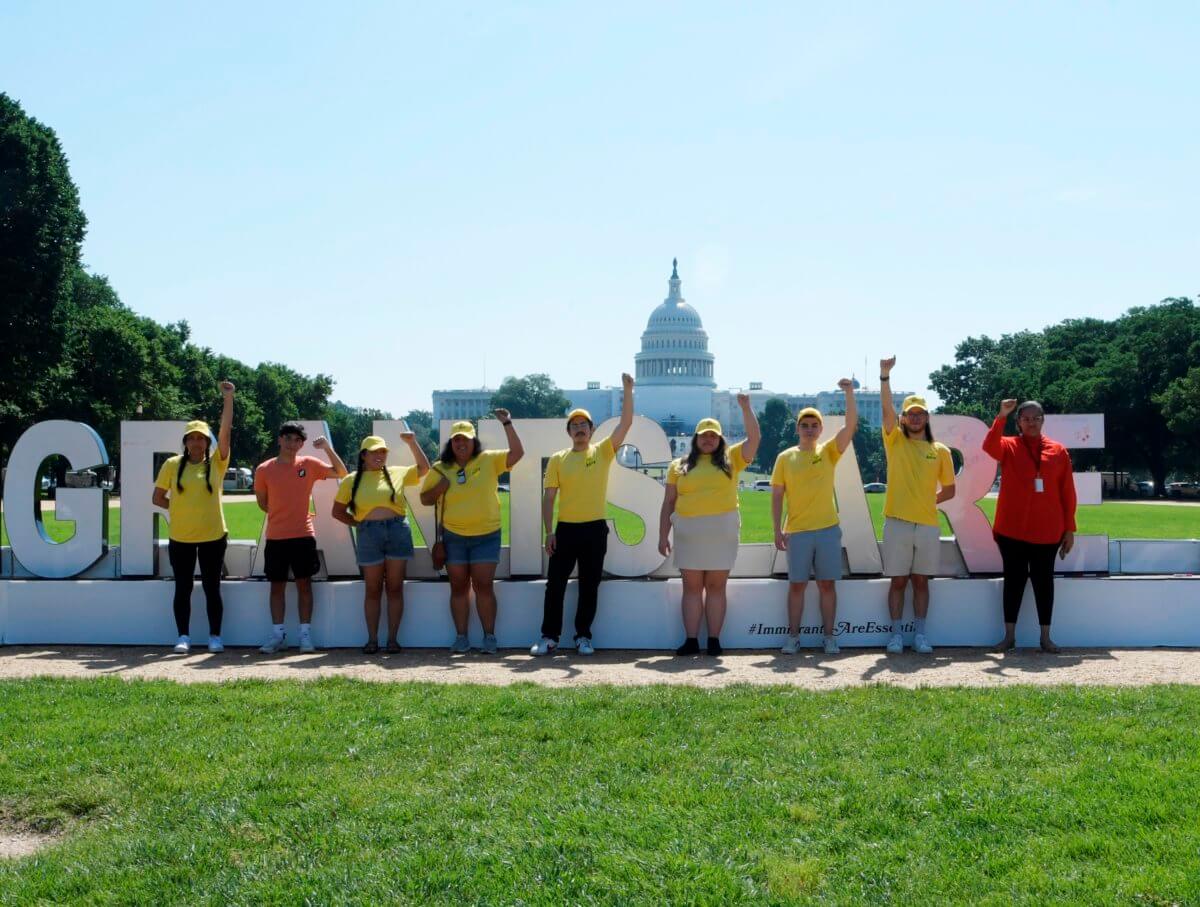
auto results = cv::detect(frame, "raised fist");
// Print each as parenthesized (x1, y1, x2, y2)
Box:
(998, 399, 1018, 418)
(879, 356, 896, 376)
(622, 372, 634, 390)
(736, 392, 751, 408)
(399, 431, 416, 443)
(313, 436, 329, 450)
(837, 377, 854, 393)
(493, 408, 511, 423)
(220, 380, 236, 396)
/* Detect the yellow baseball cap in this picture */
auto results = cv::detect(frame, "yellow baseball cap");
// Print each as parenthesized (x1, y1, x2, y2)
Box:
(796, 407, 823, 424)
(567, 408, 592, 424)
(695, 418, 723, 435)
(360, 435, 388, 452)
(902, 396, 929, 414)
(450, 421, 476, 439)
(183, 420, 212, 439)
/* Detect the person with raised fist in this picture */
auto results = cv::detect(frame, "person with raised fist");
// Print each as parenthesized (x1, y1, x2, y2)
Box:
(771, 378, 857, 656)
(255, 422, 348, 655)
(152, 380, 236, 654)
(532, 373, 635, 657)
(878, 358, 956, 655)
(332, 431, 430, 654)
(420, 410, 524, 655)
(659, 394, 760, 657)
(984, 398, 1077, 652)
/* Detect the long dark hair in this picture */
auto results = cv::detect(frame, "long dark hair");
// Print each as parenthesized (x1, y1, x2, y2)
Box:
(176, 441, 213, 494)
(902, 415, 934, 443)
(348, 450, 396, 514)
(440, 437, 482, 465)
(681, 434, 731, 477)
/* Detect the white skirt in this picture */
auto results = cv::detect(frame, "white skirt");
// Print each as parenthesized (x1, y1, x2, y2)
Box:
(671, 510, 740, 571)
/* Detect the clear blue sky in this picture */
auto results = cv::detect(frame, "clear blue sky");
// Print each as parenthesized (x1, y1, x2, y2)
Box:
(3, 3, 1197, 415)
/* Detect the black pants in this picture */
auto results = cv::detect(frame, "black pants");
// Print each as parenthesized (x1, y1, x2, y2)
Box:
(168, 536, 228, 636)
(995, 534, 1058, 626)
(542, 520, 608, 641)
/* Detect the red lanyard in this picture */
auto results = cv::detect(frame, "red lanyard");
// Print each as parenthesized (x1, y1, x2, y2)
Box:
(1021, 435, 1044, 477)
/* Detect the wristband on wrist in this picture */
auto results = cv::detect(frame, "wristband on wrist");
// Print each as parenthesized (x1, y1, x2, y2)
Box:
(501, 421, 512, 427)
(879, 376, 890, 381)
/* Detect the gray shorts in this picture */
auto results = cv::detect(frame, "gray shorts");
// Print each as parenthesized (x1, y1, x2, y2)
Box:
(786, 525, 843, 582)
(881, 517, 941, 576)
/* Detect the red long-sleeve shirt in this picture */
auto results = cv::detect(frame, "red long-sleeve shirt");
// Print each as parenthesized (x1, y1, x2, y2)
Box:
(983, 417, 1077, 545)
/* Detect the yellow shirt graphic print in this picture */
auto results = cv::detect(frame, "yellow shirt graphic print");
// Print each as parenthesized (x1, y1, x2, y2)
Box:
(545, 437, 617, 524)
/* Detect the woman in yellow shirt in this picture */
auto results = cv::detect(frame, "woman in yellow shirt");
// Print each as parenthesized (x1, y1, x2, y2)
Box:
(420, 411, 524, 655)
(658, 394, 760, 656)
(151, 380, 235, 654)
(332, 432, 430, 654)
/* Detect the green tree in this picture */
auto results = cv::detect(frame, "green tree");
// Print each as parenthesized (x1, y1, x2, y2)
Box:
(402, 409, 438, 460)
(489, 374, 570, 419)
(323, 401, 392, 464)
(754, 397, 794, 471)
(852, 417, 887, 484)
(0, 92, 88, 457)
(930, 298, 1200, 493)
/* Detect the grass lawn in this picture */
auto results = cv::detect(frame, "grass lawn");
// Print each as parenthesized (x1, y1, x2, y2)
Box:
(0, 679, 1197, 904)
(2, 496, 1197, 548)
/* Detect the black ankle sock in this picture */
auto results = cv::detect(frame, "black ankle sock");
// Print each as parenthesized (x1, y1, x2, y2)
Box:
(706, 636, 723, 656)
(675, 637, 700, 656)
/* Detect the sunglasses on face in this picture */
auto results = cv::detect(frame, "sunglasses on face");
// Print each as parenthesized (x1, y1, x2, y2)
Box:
(456, 468, 467, 484)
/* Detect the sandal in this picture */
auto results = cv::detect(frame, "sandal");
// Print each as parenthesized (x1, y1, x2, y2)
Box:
(362, 641, 379, 655)
(386, 641, 402, 654)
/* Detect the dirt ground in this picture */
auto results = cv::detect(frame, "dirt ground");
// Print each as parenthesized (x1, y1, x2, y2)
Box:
(2, 645, 1199, 689)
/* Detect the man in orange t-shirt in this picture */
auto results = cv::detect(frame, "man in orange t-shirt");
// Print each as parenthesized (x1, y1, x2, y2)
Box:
(254, 422, 348, 653)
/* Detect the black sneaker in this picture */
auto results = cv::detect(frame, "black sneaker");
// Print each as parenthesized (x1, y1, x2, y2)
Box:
(706, 636, 723, 657)
(675, 637, 700, 656)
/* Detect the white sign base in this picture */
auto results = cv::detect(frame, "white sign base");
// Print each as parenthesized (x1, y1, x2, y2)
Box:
(1, 577, 1197, 650)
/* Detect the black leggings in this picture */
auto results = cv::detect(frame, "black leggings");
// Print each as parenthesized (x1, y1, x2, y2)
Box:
(995, 534, 1058, 626)
(168, 536, 228, 636)
(542, 520, 608, 641)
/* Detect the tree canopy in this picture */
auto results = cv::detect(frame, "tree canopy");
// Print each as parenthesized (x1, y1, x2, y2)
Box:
(489, 374, 571, 419)
(930, 298, 1200, 490)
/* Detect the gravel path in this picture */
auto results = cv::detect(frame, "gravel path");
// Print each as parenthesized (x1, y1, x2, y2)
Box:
(2, 645, 1199, 689)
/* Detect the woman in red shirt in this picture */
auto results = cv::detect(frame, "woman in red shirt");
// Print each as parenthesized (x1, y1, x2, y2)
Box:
(982, 399, 1077, 652)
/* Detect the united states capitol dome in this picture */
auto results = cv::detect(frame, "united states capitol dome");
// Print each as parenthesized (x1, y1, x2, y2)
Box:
(634, 259, 716, 387)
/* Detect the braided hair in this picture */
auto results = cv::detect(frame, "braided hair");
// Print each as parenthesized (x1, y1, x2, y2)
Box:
(681, 434, 731, 478)
(348, 451, 397, 514)
(175, 442, 213, 494)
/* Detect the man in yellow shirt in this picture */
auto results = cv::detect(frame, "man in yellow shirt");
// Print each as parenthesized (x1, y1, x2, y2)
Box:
(879, 357, 956, 654)
(532, 374, 634, 656)
(771, 379, 857, 656)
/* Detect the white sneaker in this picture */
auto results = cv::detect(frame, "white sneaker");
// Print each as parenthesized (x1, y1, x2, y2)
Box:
(207, 636, 224, 653)
(530, 637, 558, 656)
(576, 637, 595, 656)
(781, 635, 800, 655)
(886, 633, 904, 654)
(913, 633, 934, 654)
(298, 633, 315, 653)
(259, 633, 286, 654)
(173, 635, 191, 654)
(823, 637, 841, 655)
(450, 634, 471, 654)
(481, 633, 499, 655)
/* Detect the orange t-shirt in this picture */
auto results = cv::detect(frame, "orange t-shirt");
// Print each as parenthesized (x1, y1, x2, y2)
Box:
(255, 456, 336, 540)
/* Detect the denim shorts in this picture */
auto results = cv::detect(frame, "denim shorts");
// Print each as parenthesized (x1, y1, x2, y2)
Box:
(355, 516, 415, 566)
(443, 528, 502, 566)
(786, 524, 844, 582)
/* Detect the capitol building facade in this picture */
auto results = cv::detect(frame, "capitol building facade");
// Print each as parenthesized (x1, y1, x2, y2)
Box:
(433, 261, 910, 453)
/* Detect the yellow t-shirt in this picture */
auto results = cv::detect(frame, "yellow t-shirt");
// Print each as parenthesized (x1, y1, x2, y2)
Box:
(154, 449, 230, 543)
(334, 465, 420, 518)
(421, 449, 509, 537)
(882, 426, 955, 527)
(545, 436, 616, 524)
(667, 441, 748, 518)
(771, 440, 843, 533)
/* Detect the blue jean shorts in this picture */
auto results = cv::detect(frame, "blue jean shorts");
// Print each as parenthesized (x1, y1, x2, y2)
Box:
(355, 516, 415, 567)
(786, 524, 844, 582)
(443, 528, 502, 566)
